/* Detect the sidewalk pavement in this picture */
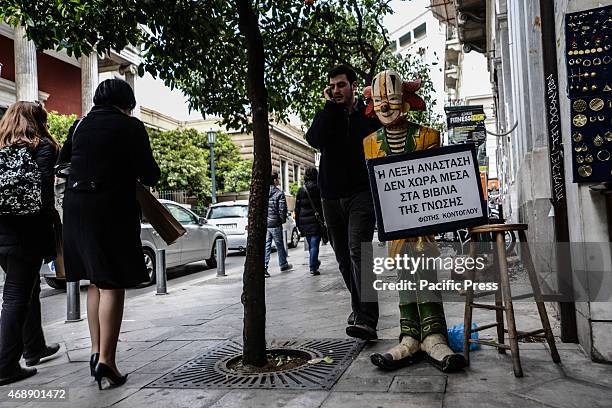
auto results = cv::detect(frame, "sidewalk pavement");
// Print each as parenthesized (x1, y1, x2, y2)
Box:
(0, 241, 611, 407)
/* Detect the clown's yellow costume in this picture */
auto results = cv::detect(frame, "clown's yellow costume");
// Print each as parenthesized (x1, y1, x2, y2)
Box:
(365, 70, 466, 372)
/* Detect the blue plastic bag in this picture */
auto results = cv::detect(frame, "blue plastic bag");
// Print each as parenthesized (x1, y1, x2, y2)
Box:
(447, 323, 479, 352)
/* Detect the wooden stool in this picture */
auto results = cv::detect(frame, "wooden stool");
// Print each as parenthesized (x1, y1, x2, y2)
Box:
(463, 223, 561, 377)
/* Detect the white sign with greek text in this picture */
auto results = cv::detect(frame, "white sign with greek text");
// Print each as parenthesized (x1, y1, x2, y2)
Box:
(370, 146, 485, 237)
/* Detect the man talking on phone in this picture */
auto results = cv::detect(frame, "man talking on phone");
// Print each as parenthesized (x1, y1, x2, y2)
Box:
(306, 65, 381, 340)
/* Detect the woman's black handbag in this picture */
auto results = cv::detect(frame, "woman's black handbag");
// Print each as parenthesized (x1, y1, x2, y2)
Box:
(303, 187, 329, 244)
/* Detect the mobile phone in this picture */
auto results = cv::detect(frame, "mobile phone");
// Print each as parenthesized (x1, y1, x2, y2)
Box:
(326, 88, 335, 102)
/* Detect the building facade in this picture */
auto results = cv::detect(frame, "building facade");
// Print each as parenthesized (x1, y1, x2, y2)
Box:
(433, 0, 612, 362)
(388, 0, 448, 119)
(0, 23, 140, 119)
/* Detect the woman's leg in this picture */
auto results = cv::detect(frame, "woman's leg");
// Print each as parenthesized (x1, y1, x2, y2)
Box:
(98, 288, 125, 373)
(87, 284, 101, 355)
(0, 255, 41, 375)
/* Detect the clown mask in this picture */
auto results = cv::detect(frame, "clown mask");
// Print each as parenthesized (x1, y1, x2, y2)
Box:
(372, 70, 404, 125)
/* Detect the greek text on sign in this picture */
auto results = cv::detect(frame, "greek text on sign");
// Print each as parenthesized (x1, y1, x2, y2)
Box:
(367, 144, 487, 241)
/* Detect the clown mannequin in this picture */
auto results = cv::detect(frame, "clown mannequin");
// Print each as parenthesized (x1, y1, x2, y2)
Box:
(363, 70, 466, 372)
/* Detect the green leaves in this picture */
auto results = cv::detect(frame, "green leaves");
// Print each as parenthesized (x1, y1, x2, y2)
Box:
(4, 0, 441, 131)
(147, 127, 250, 200)
(47, 111, 78, 145)
(149, 128, 210, 198)
(225, 160, 253, 193)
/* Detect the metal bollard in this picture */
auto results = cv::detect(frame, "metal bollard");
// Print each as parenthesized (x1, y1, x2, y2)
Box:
(284, 229, 289, 252)
(216, 239, 226, 277)
(66, 281, 82, 322)
(155, 249, 168, 295)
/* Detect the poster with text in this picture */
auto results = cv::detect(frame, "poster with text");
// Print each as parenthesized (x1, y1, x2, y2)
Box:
(367, 144, 488, 241)
(445, 105, 486, 145)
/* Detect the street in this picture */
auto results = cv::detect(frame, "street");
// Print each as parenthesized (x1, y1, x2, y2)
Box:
(34, 246, 303, 327)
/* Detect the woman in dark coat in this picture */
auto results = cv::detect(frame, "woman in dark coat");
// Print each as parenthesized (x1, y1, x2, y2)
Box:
(294, 167, 325, 275)
(59, 79, 160, 389)
(0, 102, 61, 384)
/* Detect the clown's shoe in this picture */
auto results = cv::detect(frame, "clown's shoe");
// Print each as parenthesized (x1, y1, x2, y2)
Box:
(421, 333, 467, 372)
(370, 335, 423, 370)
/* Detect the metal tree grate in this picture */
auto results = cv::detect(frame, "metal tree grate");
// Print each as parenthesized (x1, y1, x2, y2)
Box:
(146, 338, 365, 390)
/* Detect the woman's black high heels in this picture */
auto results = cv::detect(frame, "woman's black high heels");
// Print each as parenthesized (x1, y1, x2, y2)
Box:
(93, 362, 127, 390)
(90, 353, 99, 377)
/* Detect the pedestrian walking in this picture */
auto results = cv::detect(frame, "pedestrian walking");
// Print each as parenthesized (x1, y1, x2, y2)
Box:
(305, 65, 382, 341)
(294, 167, 325, 276)
(59, 79, 160, 389)
(264, 172, 293, 277)
(0, 101, 61, 385)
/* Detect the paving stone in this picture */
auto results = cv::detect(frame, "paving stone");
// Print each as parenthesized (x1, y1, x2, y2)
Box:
(333, 376, 393, 392)
(322, 391, 443, 408)
(145, 341, 191, 352)
(443, 392, 555, 408)
(389, 375, 447, 393)
(122, 373, 166, 389)
(119, 327, 178, 342)
(176, 340, 222, 352)
(445, 353, 564, 394)
(158, 348, 209, 361)
(123, 349, 174, 362)
(208, 390, 328, 408)
(132, 360, 185, 375)
(67, 347, 91, 362)
(517, 377, 612, 408)
(113, 388, 228, 408)
(18, 386, 140, 408)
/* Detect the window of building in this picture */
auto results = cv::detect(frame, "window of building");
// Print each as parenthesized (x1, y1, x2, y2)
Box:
(388, 41, 397, 52)
(293, 164, 301, 186)
(280, 159, 289, 193)
(414, 22, 427, 40)
(399, 31, 412, 47)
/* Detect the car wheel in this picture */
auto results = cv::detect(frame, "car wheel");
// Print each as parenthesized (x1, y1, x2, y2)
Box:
(143, 248, 156, 285)
(288, 228, 299, 248)
(44, 277, 66, 290)
(206, 238, 224, 269)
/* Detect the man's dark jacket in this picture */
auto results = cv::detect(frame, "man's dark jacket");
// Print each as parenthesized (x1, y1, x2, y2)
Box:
(305, 100, 381, 200)
(267, 185, 288, 228)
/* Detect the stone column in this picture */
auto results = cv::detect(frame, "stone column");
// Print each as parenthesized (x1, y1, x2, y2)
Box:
(122, 65, 141, 118)
(81, 52, 99, 116)
(13, 25, 38, 101)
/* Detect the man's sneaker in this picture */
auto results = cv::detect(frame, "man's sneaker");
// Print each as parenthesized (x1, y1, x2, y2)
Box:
(24, 343, 60, 367)
(310, 270, 320, 276)
(347, 312, 355, 325)
(346, 324, 378, 341)
(264, 270, 271, 278)
(280, 263, 293, 272)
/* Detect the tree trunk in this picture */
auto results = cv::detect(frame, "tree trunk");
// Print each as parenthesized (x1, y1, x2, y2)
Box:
(237, 0, 270, 367)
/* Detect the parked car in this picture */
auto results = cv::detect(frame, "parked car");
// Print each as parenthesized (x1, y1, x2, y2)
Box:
(42, 199, 227, 289)
(205, 200, 300, 253)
